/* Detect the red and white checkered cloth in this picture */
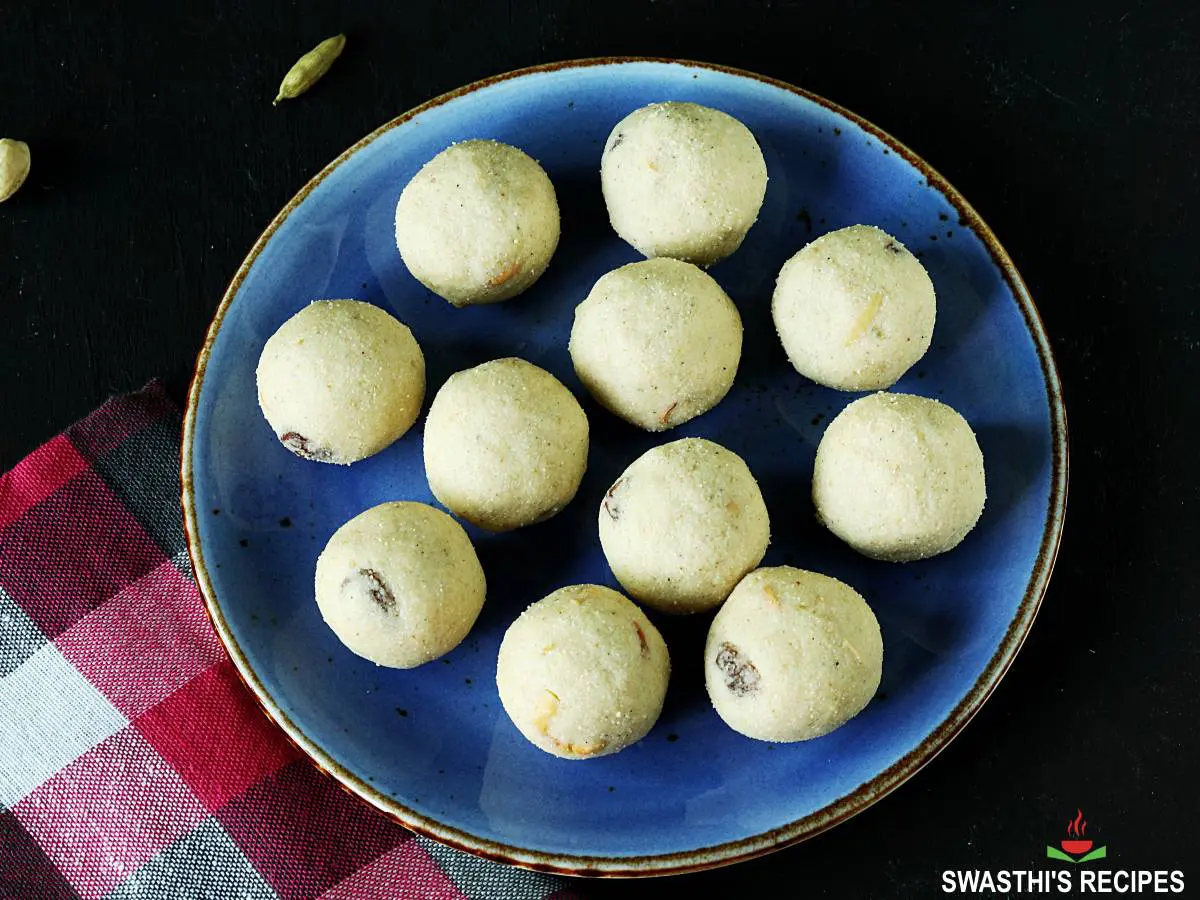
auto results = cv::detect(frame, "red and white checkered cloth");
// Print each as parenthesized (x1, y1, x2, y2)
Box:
(0, 383, 581, 900)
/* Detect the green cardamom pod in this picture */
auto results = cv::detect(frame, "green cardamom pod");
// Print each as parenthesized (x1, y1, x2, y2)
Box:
(274, 34, 346, 106)
(0, 139, 31, 203)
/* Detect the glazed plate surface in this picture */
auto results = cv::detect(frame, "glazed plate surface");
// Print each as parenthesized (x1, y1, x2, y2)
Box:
(182, 59, 1067, 875)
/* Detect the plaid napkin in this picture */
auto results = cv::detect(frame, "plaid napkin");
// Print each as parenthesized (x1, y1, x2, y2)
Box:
(0, 383, 580, 900)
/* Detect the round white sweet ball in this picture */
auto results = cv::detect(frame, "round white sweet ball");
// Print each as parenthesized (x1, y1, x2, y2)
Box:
(496, 584, 670, 759)
(395, 140, 560, 307)
(601, 102, 768, 266)
(705, 566, 883, 742)
(569, 258, 742, 431)
(423, 357, 589, 532)
(813, 392, 986, 562)
(598, 438, 770, 614)
(772, 225, 936, 391)
(256, 299, 425, 465)
(315, 501, 486, 668)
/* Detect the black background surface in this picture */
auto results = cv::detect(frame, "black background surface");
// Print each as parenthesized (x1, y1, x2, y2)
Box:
(2, 1, 1196, 896)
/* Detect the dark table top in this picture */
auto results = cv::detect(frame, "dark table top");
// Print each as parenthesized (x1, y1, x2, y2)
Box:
(3, 0, 1196, 895)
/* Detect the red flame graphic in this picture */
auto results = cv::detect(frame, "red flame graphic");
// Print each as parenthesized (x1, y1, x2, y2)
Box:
(1067, 810, 1087, 838)
(1061, 810, 1093, 855)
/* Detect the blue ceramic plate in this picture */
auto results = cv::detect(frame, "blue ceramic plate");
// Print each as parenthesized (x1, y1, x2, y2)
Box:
(182, 59, 1066, 875)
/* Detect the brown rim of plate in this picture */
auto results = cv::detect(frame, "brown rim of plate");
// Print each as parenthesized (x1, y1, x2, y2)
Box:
(180, 56, 1068, 878)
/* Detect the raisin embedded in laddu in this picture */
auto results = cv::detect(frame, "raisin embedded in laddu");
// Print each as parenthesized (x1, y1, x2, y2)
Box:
(715, 641, 761, 696)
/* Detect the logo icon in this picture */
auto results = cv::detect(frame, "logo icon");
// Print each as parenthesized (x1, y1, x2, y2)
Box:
(1046, 810, 1107, 863)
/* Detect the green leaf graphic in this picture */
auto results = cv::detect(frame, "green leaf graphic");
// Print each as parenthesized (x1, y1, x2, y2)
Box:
(1045, 845, 1108, 864)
